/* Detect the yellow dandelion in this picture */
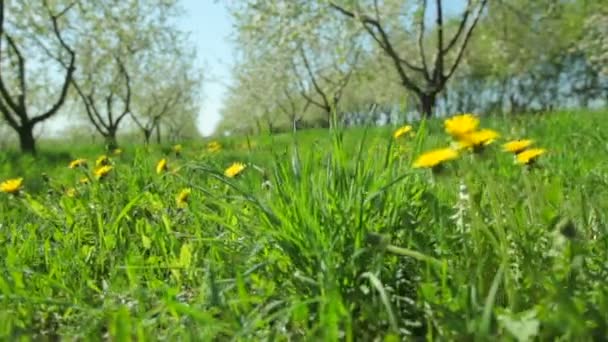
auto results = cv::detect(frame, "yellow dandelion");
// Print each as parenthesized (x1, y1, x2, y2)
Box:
(413, 148, 458, 169)
(444, 114, 479, 138)
(156, 158, 169, 174)
(96, 155, 110, 167)
(503, 139, 533, 154)
(176, 188, 191, 208)
(207, 141, 222, 153)
(172, 144, 183, 154)
(0, 178, 23, 194)
(458, 129, 500, 150)
(393, 125, 413, 139)
(516, 148, 546, 165)
(224, 162, 247, 178)
(94, 165, 113, 180)
(65, 187, 77, 198)
(113, 148, 123, 155)
(68, 158, 88, 169)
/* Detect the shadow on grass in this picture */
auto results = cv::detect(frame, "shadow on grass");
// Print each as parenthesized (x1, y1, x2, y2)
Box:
(0, 149, 74, 194)
(1, 149, 73, 165)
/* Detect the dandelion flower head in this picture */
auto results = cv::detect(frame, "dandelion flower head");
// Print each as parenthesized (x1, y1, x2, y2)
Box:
(458, 129, 500, 150)
(69, 158, 88, 169)
(224, 162, 247, 178)
(65, 187, 77, 198)
(444, 114, 479, 138)
(0, 178, 23, 194)
(156, 158, 169, 174)
(94, 165, 113, 180)
(176, 188, 191, 208)
(413, 148, 458, 169)
(503, 139, 533, 154)
(393, 125, 413, 139)
(96, 155, 110, 167)
(516, 148, 546, 165)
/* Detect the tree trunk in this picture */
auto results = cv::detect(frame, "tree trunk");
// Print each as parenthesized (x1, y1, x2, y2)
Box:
(155, 124, 161, 144)
(319, 109, 331, 129)
(266, 119, 275, 134)
(18, 124, 37, 155)
(105, 129, 118, 150)
(143, 129, 152, 145)
(419, 92, 437, 118)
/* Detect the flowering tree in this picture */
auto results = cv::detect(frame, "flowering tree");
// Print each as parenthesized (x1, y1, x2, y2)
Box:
(328, 0, 488, 117)
(129, 43, 202, 145)
(69, 0, 197, 149)
(580, 11, 608, 76)
(0, 0, 76, 154)
(229, 0, 362, 128)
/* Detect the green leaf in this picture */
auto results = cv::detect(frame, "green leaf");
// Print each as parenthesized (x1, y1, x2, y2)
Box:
(141, 234, 152, 249)
(179, 243, 193, 268)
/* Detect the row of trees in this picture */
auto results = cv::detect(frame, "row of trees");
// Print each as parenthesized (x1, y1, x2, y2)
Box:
(217, 0, 607, 135)
(0, 0, 202, 154)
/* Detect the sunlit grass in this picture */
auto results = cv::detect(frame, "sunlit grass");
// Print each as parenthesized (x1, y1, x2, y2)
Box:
(0, 110, 607, 340)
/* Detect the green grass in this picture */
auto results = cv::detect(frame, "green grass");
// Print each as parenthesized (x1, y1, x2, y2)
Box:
(1, 110, 607, 340)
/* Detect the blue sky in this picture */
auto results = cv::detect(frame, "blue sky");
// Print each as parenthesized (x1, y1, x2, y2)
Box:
(178, 0, 234, 136)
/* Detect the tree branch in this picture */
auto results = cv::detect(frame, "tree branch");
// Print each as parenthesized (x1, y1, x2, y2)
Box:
(129, 110, 146, 131)
(32, 0, 76, 125)
(114, 57, 131, 127)
(0, 17, 22, 118)
(0, 98, 18, 129)
(432, 0, 444, 84)
(444, 0, 488, 82)
(292, 53, 328, 110)
(4, 35, 26, 111)
(72, 78, 109, 134)
(329, 2, 423, 94)
(417, 0, 431, 81)
(105, 92, 115, 126)
(299, 45, 331, 110)
(442, 0, 472, 53)
(0, 0, 24, 127)
(332, 49, 359, 105)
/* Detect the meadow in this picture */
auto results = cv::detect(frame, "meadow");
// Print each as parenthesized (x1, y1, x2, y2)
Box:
(1, 111, 607, 340)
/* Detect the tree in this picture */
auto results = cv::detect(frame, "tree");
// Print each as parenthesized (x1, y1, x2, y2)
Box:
(441, 0, 605, 115)
(228, 0, 362, 128)
(291, 41, 359, 127)
(129, 42, 202, 145)
(0, 0, 76, 154)
(580, 9, 608, 76)
(328, 0, 488, 117)
(69, 0, 187, 149)
(162, 101, 201, 142)
(338, 49, 410, 125)
(130, 83, 181, 145)
(71, 54, 132, 150)
(228, 53, 315, 133)
(277, 83, 312, 130)
(219, 80, 276, 135)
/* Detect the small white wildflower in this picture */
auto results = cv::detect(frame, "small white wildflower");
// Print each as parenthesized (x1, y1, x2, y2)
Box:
(451, 180, 471, 235)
